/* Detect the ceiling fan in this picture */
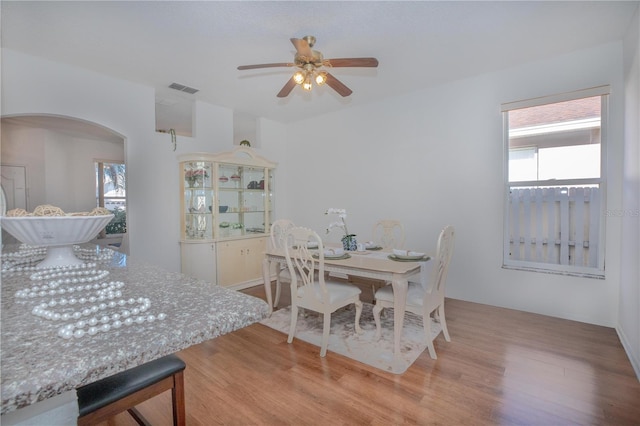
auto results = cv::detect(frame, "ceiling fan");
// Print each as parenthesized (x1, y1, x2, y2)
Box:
(237, 36, 379, 98)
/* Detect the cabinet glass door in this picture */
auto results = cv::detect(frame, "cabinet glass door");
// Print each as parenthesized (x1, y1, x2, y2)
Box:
(217, 164, 270, 238)
(242, 166, 267, 235)
(217, 163, 241, 237)
(182, 161, 213, 240)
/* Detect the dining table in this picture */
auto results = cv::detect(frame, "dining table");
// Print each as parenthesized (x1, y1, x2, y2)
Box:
(262, 246, 429, 372)
(1, 243, 270, 425)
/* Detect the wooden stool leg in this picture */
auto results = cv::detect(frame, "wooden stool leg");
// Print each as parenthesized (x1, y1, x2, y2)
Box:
(172, 370, 186, 426)
(127, 407, 152, 426)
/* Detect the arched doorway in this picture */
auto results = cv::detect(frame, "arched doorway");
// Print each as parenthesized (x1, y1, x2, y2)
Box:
(1, 114, 127, 249)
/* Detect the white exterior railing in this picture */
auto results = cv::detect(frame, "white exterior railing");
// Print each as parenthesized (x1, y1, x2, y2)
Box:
(507, 186, 601, 268)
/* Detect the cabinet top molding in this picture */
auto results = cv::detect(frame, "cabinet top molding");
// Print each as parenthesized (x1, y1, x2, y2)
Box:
(178, 147, 277, 168)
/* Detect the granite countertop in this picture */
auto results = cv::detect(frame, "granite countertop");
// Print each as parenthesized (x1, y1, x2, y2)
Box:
(0, 245, 270, 415)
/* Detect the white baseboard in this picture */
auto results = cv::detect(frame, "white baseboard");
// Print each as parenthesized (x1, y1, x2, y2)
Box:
(228, 274, 277, 291)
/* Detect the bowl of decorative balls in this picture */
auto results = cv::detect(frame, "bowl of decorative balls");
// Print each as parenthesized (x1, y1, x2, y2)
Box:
(1, 205, 114, 268)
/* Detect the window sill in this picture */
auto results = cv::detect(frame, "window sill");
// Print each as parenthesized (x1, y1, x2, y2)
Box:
(502, 264, 605, 280)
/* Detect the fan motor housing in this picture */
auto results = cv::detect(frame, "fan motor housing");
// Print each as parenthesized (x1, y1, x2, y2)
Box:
(294, 50, 324, 68)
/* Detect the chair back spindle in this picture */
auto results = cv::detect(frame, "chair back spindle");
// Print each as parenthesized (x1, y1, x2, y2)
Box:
(372, 220, 405, 250)
(285, 227, 327, 303)
(428, 225, 455, 303)
(268, 219, 295, 308)
(270, 219, 295, 250)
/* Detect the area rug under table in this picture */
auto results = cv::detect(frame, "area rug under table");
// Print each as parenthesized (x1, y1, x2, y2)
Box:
(260, 303, 442, 374)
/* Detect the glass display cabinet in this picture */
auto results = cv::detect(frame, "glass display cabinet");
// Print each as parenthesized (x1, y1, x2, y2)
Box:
(178, 148, 276, 288)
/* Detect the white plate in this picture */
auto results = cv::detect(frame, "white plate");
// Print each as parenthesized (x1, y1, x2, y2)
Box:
(313, 253, 351, 260)
(393, 253, 426, 260)
(388, 254, 429, 262)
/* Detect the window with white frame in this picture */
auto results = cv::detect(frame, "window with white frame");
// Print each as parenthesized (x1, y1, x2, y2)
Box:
(502, 86, 608, 277)
(95, 161, 127, 235)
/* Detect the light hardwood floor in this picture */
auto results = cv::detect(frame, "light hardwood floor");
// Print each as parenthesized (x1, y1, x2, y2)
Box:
(95, 281, 640, 425)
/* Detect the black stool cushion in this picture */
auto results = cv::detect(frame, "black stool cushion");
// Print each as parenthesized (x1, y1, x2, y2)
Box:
(77, 354, 186, 416)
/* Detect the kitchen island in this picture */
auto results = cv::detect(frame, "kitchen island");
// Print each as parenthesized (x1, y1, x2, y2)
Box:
(1, 244, 269, 423)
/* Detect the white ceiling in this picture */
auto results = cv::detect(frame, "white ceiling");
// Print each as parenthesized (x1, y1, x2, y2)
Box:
(2, 1, 638, 127)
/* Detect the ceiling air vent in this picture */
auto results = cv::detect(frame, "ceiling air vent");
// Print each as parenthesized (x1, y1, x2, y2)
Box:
(168, 82, 199, 94)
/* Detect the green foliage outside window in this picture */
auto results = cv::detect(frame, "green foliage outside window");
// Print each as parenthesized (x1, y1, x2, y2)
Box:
(105, 208, 127, 234)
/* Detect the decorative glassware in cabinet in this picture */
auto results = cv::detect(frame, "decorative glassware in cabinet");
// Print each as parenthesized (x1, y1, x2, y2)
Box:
(241, 166, 266, 235)
(185, 189, 213, 239)
(182, 160, 214, 240)
(217, 163, 244, 238)
(184, 161, 211, 188)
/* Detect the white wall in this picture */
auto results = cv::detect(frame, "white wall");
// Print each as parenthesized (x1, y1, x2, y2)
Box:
(284, 42, 626, 327)
(0, 49, 285, 271)
(618, 6, 640, 378)
(254, 117, 288, 221)
(1, 124, 47, 210)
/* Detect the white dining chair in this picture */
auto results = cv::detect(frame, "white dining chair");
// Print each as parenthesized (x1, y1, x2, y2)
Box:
(284, 226, 363, 357)
(270, 219, 296, 307)
(365, 219, 407, 299)
(372, 219, 406, 250)
(372, 225, 455, 359)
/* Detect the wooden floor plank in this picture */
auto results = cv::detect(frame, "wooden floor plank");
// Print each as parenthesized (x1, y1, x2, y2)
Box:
(90, 284, 640, 425)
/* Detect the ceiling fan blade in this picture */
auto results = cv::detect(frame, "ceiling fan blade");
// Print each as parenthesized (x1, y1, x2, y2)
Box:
(237, 63, 293, 70)
(324, 58, 379, 68)
(290, 38, 313, 58)
(277, 77, 297, 98)
(325, 73, 353, 97)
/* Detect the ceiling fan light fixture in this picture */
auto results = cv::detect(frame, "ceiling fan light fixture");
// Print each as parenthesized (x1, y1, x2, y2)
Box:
(302, 76, 313, 91)
(315, 71, 327, 86)
(293, 70, 305, 85)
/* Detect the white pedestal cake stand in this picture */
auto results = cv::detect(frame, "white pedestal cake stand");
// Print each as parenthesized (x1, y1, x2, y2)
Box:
(1, 215, 114, 268)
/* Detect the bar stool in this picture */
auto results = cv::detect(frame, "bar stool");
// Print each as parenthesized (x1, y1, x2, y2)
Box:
(77, 354, 186, 426)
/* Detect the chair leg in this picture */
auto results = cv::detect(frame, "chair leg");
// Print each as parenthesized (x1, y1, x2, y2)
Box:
(172, 369, 186, 426)
(126, 369, 185, 426)
(273, 274, 282, 308)
(320, 312, 331, 357)
(287, 304, 298, 344)
(372, 303, 383, 340)
(127, 408, 151, 426)
(438, 304, 451, 342)
(354, 300, 363, 334)
(424, 313, 437, 359)
(426, 340, 437, 359)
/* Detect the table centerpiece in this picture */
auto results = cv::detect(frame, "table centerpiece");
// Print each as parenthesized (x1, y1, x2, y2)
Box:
(325, 208, 357, 251)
